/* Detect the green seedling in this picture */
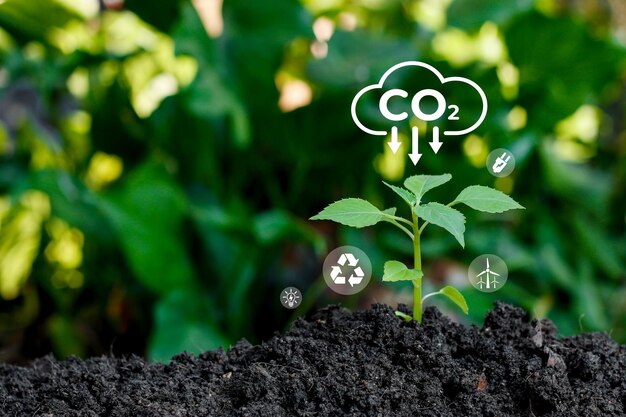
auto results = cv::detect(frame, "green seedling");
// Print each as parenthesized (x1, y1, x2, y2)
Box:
(311, 174, 524, 323)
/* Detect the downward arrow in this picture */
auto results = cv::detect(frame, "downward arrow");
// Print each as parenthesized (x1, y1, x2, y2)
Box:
(429, 126, 443, 154)
(408, 126, 422, 165)
(387, 126, 401, 154)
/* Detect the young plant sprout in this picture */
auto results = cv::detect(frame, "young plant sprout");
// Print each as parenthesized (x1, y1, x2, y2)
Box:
(311, 174, 524, 323)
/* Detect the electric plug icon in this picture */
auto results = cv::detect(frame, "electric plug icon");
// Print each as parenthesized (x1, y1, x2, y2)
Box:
(492, 152, 511, 174)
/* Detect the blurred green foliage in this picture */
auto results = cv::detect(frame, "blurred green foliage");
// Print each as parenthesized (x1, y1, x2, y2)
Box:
(0, 0, 624, 362)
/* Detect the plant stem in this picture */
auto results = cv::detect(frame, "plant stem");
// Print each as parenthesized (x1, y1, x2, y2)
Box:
(388, 215, 414, 227)
(411, 211, 422, 323)
(387, 219, 414, 240)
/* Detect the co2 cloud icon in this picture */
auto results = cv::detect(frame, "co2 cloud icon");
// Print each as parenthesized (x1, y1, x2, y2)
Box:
(350, 61, 488, 165)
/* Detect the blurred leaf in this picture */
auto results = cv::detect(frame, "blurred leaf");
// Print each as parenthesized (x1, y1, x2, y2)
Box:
(465, 226, 534, 270)
(172, 3, 251, 147)
(308, 31, 416, 88)
(125, 0, 181, 32)
(225, 254, 256, 335)
(571, 213, 623, 280)
(311, 198, 388, 228)
(575, 259, 609, 331)
(222, 0, 313, 107)
(539, 144, 612, 215)
(48, 315, 85, 359)
(506, 11, 623, 128)
(149, 290, 229, 362)
(447, 0, 533, 30)
(253, 209, 325, 254)
(415, 202, 465, 247)
(224, 0, 312, 47)
(24, 170, 112, 241)
(0, 0, 85, 41)
(538, 245, 575, 290)
(98, 161, 195, 294)
(454, 185, 524, 213)
(383, 260, 422, 282)
(0, 191, 49, 299)
(189, 196, 263, 336)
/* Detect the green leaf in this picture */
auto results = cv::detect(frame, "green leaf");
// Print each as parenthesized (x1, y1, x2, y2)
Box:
(404, 174, 452, 203)
(98, 161, 196, 294)
(148, 290, 230, 362)
(383, 181, 415, 206)
(0, 191, 48, 300)
(310, 198, 386, 228)
(308, 31, 416, 88)
(506, 11, 620, 129)
(382, 207, 397, 216)
(394, 311, 413, 321)
(571, 213, 623, 280)
(414, 202, 466, 247)
(48, 315, 86, 359)
(125, 0, 181, 32)
(383, 260, 423, 282)
(253, 210, 324, 253)
(439, 286, 469, 314)
(454, 185, 524, 213)
(447, 0, 532, 31)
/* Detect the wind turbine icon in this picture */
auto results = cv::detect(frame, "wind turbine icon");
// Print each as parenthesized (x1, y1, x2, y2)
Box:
(476, 258, 500, 290)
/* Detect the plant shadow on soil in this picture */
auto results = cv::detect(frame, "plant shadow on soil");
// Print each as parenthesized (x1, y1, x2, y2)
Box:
(1, 302, 625, 416)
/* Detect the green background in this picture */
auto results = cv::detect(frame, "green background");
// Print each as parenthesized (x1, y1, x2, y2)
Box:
(0, 0, 624, 362)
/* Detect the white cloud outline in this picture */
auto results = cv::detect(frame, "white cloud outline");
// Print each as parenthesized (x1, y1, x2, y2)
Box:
(350, 61, 488, 136)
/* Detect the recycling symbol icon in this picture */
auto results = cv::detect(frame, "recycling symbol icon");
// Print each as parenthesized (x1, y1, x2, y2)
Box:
(323, 246, 372, 295)
(329, 253, 365, 287)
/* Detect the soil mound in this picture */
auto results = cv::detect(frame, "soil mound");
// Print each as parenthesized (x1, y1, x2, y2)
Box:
(1, 303, 624, 416)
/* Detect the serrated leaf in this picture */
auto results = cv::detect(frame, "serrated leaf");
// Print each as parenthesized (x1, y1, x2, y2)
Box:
(404, 174, 452, 202)
(414, 202, 466, 247)
(383, 260, 423, 282)
(454, 185, 524, 213)
(310, 198, 385, 228)
(439, 286, 469, 314)
(383, 181, 415, 206)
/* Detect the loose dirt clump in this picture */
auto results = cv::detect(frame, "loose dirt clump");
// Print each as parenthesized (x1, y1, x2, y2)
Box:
(1, 303, 624, 416)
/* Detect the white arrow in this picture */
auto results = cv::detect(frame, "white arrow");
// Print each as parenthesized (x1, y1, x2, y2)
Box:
(387, 126, 401, 154)
(330, 266, 345, 284)
(345, 253, 359, 266)
(408, 126, 422, 165)
(348, 274, 363, 287)
(429, 126, 442, 154)
(337, 254, 347, 266)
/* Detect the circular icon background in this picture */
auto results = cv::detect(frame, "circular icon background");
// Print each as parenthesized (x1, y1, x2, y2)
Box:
(322, 246, 372, 295)
(468, 254, 508, 293)
(486, 148, 516, 177)
(280, 287, 302, 309)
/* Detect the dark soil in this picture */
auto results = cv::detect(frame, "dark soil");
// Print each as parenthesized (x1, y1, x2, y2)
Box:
(1, 303, 625, 416)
